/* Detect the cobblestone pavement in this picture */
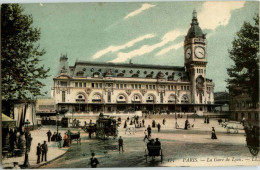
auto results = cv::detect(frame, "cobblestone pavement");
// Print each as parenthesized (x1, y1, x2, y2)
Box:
(39, 115, 259, 168)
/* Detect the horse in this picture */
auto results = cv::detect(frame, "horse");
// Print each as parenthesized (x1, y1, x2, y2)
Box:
(70, 132, 81, 144)
(125, 123, 136, 134)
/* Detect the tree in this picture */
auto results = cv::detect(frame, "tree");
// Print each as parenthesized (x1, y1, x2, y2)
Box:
(1, 4, 50, 112)
(227, 14, 259, 104)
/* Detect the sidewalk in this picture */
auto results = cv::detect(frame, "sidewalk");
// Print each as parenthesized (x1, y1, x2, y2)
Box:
(2, 127, 69, 169)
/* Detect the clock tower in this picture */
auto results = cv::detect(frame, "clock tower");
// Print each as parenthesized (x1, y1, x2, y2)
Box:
(184, 9, 207, 107)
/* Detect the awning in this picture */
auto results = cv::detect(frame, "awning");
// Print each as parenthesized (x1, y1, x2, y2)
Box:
(2, 113, 16, 128)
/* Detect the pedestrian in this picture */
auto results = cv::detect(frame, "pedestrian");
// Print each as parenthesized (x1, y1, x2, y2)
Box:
(175, 121, 179, 129)
(204, 117, 207, 123)
(27, 133, 33, 152)
(63, 133, 68, 147)
(143, 130, 149, 142)
(154, 138, 161, 146)
(36, 143, 41, 164)
(89, 153, 99, 168)
(211, 127, 217, 139)
(41, 141, 48, 162)
(9, 129, 15, 154)
(152, 120, 156, 128)
(46, 130, 52, 142)
(124, 121, 127, 128)
(207, 117, 210, 124)
(147, 125, 152, 137)
(142, 119, 145, 127)
(157, 123, 161, 132)
(118, 136, 124, 152)
(57, 133, 62, 148)
(12, 162, 20, 169)
(184, 120, 188, 130)
(162, 118, 166, 125)
(51, 132, 57, 141)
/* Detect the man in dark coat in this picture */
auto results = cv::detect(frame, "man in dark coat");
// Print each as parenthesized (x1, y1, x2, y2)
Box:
(27, 133, 33, 152)
(162, 118, 166, 125)
(184, 120, 189, 130)
(46, 130, 52, 142)
(154, 138, 161, 146)
(57, 133, 62, 148)
(142, 119, 145, 127)
(211, 127, 217, 139)
(118, 136, 124, 152)
(157, 123, 161, 132)
(89, 153, 99, 168)
(41, 141, 48, 162)
(147, 125, 152, 137)
(36, 143, 41, 164)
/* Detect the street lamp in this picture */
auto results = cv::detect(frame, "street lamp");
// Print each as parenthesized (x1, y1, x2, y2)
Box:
(56, 110, 60, 136)
(23, 119, 30, 168)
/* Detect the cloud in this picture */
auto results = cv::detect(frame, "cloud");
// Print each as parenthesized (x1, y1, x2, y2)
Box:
(198, 1, 245, 30)
(124, 3, 155, 20)
(156, 42, 183, 56)
(92, 34, 155, 59)
(110, 30, 185, 63)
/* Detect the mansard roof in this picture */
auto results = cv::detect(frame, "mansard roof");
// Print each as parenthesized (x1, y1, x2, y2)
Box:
(67, 61, 189, 81)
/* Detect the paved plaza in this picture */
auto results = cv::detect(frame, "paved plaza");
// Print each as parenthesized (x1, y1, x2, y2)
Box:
(38, 114, 259, 168)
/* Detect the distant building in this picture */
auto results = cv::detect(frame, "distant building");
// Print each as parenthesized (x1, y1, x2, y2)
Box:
(36, 98, 56, 117)
(51, 10, 215, 115)
(214, 91, 229, 112)
(229, 87, 259, 126)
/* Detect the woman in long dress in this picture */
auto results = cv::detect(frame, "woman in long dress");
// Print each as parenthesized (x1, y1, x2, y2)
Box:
(211, 127, 217, 139)
(63, 133, 68, 147)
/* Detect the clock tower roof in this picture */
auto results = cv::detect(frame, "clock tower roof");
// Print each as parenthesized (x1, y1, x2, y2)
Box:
(185, 9, 206, 41)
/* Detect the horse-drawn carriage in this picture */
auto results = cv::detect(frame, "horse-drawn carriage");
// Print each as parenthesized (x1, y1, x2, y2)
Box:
(95, 114, 118, 139)
(145, 145, 163, 163)
(245, 126, 259, 156)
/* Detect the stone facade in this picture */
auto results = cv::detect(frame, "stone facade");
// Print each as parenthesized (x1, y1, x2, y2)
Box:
(51, 10, 215, 115)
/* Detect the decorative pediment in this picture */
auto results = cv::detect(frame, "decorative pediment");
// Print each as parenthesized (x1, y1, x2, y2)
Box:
(141, 89, 147, 96)
(125, 89, 132, 96)
(157, 71, 165, 79)
(85, 88, 92, 96)
(105, 69, 112, 77)
(55, 74, 71, 79)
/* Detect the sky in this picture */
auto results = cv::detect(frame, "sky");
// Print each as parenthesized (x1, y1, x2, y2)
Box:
(20, 1, 259, 98)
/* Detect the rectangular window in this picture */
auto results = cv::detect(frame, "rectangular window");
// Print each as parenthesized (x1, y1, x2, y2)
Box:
(168, 85, 170, 90)
(146, 85, 148, 89)
(149, 85, 152, 89)
(91, 83, 94, 88)
(184, 86, 186, 90)
(79, 82, 82, 88)
(131, 84, 134, 89)
(116, 84, 119, 88)
(62, 91, 65, 102)
(135, 84, 137, 89)
(83, 83, 86, 87)
(108, 92, 111, 103)
(75, 82, 78, 87)
(95, 83, 98, 88)
(153, 85, 155, 89)
(120, 84, 123, 89)
(175, 86, 177, 90)
(160, 93, 163, 103)
(100, 83, 102, 88)
(255, 113, 258, 120)
(139, 84, 141, 89)
(181, 86, 183, 90)
(187, 86, 189, 90)
(124, 84, 127, 88)
(60, 81, 67, 87)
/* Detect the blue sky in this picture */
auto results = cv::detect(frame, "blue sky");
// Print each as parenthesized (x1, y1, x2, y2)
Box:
(21, 1, 258, 98)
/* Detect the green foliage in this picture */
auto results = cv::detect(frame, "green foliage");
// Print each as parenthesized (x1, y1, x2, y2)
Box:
(1, 4, 50, 100)
(227, 14, 259, 103)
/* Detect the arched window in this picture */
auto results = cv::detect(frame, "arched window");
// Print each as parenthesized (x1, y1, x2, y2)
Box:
(117, 73, 124, 77)
(92, 94, 102, 102)
(76, 94, 86, 102)
(146, 94, 155, 103)
(168, 75, 174, 81)
(76, 71, 84, 77)
(181, 95, 189, 104)
(146, 74, 153, 78)
(132, 94, 141, 103)
(168, 95, 177, 103)
(117, 94, 127, 103)
(196, 76, 204, 88)
(132, 74, 139, 78)
(93, 72, 100, 78)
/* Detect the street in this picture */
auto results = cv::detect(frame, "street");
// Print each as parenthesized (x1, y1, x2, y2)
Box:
(40, 115, 259, 168)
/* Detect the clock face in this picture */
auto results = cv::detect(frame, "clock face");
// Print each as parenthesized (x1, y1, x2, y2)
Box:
(195, 46, 205, 59)
(185, 48, 191, 59)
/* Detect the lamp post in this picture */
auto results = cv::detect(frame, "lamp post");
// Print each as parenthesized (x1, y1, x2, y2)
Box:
(56, 110, 60, 136)
(23, 119, 30, 168)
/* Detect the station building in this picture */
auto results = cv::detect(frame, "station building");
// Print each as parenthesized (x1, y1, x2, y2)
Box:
(51, 10, 215, 115)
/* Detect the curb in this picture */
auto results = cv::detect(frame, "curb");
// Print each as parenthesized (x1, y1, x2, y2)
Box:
(29, 148, 69, 169)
